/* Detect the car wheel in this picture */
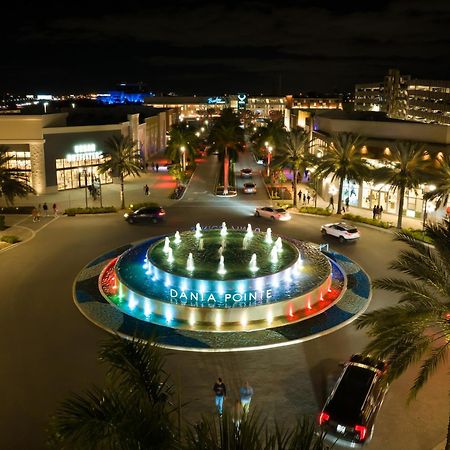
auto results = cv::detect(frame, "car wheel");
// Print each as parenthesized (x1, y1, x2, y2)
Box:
(255, 211, 260, 217)
(321, 229, 327, 235)
(339, 236, 345, 243)
(127, 217, 135, 224)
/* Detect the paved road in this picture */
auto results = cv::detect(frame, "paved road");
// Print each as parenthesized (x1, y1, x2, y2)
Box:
(0, 200, 447, 449)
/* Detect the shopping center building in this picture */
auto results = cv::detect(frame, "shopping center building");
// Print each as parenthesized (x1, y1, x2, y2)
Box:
(310, 110, 450, 220)
(0, 106, 175, 194)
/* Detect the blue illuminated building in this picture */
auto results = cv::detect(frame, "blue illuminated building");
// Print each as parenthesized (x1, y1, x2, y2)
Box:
(98, 82, 154, 105)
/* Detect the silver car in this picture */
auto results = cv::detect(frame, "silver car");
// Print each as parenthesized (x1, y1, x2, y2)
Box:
(255, 206, 291, 221)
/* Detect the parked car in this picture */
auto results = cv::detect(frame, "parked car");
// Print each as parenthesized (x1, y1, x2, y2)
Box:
(124, 206, 166, 224)
(243, 182, 257, 194)
(321, 222, 360, 242)
(240, 168, 253, 177)
(319, 354, 389, 447)
(255, 206, 291, 221)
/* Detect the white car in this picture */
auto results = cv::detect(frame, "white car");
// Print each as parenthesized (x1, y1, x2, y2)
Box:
(255, 206, 291, 221)
(243, 182, 257, 194)
(321, 222, 360, 242)
(240, 168, 253, 177)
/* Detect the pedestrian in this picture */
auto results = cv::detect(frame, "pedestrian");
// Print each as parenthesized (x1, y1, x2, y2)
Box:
(52, 203, 58, 216)
(43, 202, 48, 216)
(345, 197, 350, 211)
(328, 196, 334, 211)
(155, 163, 159, 172)
(239, 381, 254, 414)
(303, 193, 306, 204)
(213, 377, 227, 415)
(151, 161, 155, 172)
(378, 205, 383, 219)
(373, 205, 378, 220)
(144, 184, 150, 196)
(298, 189, 302, 202)
(32, 207, 39, 222)
(306, 192, 311, 204)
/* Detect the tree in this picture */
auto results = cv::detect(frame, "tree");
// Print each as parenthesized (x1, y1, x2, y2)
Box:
(315, 133, 369, 215)
(47, 336, 178, 450)
(424, 152, 450, 209)
(165, 123, 199, 170)
(207, 109, 244, 195)
(355, 223, 450, 449)
(98, 136, 142, 209)
(251, 119, 287, 152)
(0, 145, 35, 204)
(183, 411, 328, 450)
(373, 141, 427, 228)
(273, 128, 310, 208)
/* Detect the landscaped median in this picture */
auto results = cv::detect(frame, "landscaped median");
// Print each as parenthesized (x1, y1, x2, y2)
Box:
(215, 162, 237, 196)
(64, 206, 117, 216)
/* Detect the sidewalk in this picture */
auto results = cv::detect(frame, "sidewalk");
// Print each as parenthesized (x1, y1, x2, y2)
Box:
(276, 181, 426, 230)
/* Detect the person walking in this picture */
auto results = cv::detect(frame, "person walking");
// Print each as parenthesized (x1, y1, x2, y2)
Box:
(372, 205, 378, 220)
(155, 163, 159, 172)
(328, 195, 334, 212)
(144, 184, 150, 196)
(239, 381, 254, 414)
(43, 202, 48, 217)
(52, 203, 58, 216)
(32, 207, 40, 222)
(378, 204, 383, 219)
(345, 197, 350, 211)
(306, 192, 311, 204)
(213, 377, 227, 415)
(303, 193, 306, 204)
(298, 190, 302, 204)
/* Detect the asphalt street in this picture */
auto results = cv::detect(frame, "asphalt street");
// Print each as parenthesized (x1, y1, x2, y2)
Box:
(0, 159, 447, 449)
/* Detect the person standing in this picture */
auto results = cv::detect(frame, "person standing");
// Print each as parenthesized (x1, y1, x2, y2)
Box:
(372, 205, 378, 220)
(298, 190, 302, 204)
(155, 163, 159, 172)
(303, 193, 306, 204)
(306, 192, 311, 204)
(43, 202, 48, 216)
(213, 377, 227, 415)
(239, 381, 254, 414)
(345, 197, 350, 211)
(378, 204, 383, 219)
(144, 184, 150, 196)
(52, 203, 58, 216)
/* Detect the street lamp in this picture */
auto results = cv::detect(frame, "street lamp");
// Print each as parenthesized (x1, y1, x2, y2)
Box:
(267, 146, 273, 176)
(180, 146, 186, 172)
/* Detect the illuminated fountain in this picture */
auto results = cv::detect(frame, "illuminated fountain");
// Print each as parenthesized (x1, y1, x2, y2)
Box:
(98, 227, 345, 333)
(220, 222, 228, 236)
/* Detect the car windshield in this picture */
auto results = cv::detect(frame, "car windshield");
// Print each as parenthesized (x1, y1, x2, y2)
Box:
(326, 365, 375, 424)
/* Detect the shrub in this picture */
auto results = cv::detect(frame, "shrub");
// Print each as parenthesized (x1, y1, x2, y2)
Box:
(0, 215, 5, 230)
(342, 213, 391, 229)
(1, 235, 20, 244)
(298, 207, 332, 216)
(64, 206, 117, 215)
(402, 228, 433, 244)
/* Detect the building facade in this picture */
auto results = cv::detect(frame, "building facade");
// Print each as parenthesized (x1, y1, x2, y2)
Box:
(355, 69, 450, 126)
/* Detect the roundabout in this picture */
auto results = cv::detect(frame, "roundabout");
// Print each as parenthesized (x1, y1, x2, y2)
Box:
(74, 222, 372, 351)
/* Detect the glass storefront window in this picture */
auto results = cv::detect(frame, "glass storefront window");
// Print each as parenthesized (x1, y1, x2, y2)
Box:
(4, 150, 32, 186)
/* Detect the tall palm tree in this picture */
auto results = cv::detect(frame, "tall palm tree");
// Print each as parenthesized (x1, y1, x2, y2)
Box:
(424, 152, 450, 208)
(373, 141, 427, 228)
(47, 336, 178, 450)
(98, 136, 142, 209)
(165, 123, 199, 170)
(355, 223, 450, 449)
(273, 128, 310, 208)
(315, 133, 369, 215)
(252, 119, 287, 153)
(0, 145, 35, 204)
(208, 109, 244, 195)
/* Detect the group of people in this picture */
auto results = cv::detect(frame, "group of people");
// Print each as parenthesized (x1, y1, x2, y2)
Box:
(213, 378, 254, 424)
(372, 204, 384, 220)
(31, 202, 58, 222)
(297, 189, 314, 205)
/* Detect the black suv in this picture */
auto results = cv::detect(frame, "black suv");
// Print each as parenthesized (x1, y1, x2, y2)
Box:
(319, 354, 388, 446)
(124, 206, 166, 224)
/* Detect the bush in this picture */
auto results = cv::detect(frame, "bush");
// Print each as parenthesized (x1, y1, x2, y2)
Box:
(342, 213, 391, 229)
(402, 228, 433, 244)
(64, 206, 117, 215)
(1, 235, 20, 244)
(298, 206, 332, 216)
(0, 215, 5, 230)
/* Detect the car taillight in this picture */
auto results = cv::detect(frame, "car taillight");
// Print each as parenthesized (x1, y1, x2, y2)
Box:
(158, 211, 165, 216)
(355, 425, 367, 441)
(319, 412, 330, 425)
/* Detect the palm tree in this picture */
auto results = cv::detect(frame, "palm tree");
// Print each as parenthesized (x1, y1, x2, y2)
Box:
(373, 141, 427, 228)
(208, 109, 244, 195)
(355, 223, 450, 449)
(98, 136, 142, 209)
(183, 411, 328, 450)
(165, 123, 199, 170)
(0, 145, 35, 204)
(424, 152, 450, 208)
(273, 128, 310, 208)
(315, 133, 369, 215)
(252, 119, 287, 152)
(47, 336, 178, 450)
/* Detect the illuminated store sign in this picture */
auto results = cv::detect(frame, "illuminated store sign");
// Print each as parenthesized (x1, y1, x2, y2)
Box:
(170, 288, 272, 303)
(207, 96, 226, 105)
(67, 143, 102, 161)
(237, 93, 248, 110)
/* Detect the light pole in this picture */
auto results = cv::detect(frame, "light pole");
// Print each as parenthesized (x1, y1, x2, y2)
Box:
(267, 146, 273, 176)
(180, 146, 186, 171)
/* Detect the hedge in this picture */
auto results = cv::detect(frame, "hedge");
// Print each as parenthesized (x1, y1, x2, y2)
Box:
(298, 207, 332, 216)
(1, 235, 20, 244)
(65, 206, 117, 215)
(342, 213, 391, 229)
(401, 228, 433, 244)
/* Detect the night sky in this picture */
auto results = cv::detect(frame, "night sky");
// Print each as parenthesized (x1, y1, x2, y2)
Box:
(2, 0, 449, 95)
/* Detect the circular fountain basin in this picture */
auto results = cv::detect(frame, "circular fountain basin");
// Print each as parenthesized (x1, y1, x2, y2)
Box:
(100, 230, 337, 332)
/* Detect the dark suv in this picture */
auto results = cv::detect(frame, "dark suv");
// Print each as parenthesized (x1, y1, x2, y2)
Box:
(319, 354, 388, 446)
(124, 206, 166, 224)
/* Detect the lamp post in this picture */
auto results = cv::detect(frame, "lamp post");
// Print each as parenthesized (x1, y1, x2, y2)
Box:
(180, 146, 186, 171)
(267, 146, 273, 176)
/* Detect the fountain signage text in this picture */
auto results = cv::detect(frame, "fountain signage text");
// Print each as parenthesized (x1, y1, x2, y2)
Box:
(169, 288, 272, 304)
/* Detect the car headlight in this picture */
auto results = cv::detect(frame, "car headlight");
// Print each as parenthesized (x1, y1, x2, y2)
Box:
(124, 213, 129, 218)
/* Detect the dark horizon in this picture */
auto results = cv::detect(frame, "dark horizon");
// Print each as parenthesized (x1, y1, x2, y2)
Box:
(2, 0, 449, 95)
